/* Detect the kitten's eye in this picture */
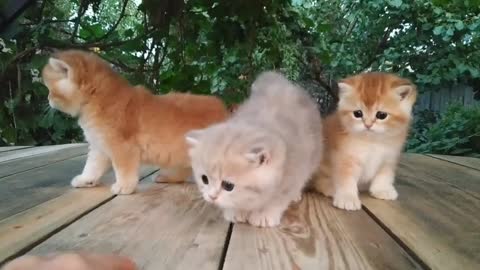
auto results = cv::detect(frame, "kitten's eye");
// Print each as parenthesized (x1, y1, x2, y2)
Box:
(221, 180, 234, 191)
(376, 111, 388, 120)
(201, 175, 209, 185)
(353, 110, 363, 118)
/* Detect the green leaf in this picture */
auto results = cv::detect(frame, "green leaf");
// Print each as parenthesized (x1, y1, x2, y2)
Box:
(317, 23, 332, 32)
(433, 26, 443, 35)
(454, 21, 464, 30)
(388, 0, 403, 8)
(79, 23, 105, 39)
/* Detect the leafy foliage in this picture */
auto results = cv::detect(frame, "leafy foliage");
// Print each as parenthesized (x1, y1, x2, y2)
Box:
(0, 0, 479, 156)
(407, 104, 480, 157)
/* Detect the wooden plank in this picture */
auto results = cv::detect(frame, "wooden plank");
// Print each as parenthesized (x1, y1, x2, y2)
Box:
(224, 193, 421, 270)
(27, 183, 230, 270)
(0, 155, 87, 221)
(362, 155, 480, 270)
(0, 166, 157, 264)
(0, 146, 31, 153)
(428, 154, 480, 171)
(0, 144, 86, 163)
(0, 144, 88, 178)
(400, 154, 480, 199)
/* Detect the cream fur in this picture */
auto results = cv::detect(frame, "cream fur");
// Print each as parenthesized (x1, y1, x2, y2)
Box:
(186, 71, 322, 227)
(312, 72, 417, 210)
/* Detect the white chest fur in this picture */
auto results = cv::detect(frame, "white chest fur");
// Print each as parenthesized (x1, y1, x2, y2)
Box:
(348, 136, 400, 183)
(78, 118, 104, 152)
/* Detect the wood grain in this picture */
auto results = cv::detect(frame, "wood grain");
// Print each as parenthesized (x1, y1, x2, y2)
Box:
(223, 193, 420, 270)
(428, 154, 480, 171)
(400, 154, 480, 199)
(0, 166, 157, 264)
(362, 154, 480, 270)
(0, 144, 88, 178)
(0, 155, 87, 220)
(28, 183, 230, 270)
(0, 144, 86, 163)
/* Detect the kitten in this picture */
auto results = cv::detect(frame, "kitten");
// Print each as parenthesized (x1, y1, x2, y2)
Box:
(185, 71, 322, 227)
(42, 49, 229, 194)
(311, 72, 417, 210)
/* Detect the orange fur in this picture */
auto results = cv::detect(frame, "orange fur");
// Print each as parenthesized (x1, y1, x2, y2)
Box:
(42, 50, 229, 194)
(312, 72, 417, 210)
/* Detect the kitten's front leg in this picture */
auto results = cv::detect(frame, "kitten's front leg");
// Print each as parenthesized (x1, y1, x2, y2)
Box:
(110, 147, 140, 195)
(71, 148, 111, 188)
(247, 200, 290, 227)
(369, 163, 398, 200)
(332, 161, 362, 211)
(223, 209, 248, 223)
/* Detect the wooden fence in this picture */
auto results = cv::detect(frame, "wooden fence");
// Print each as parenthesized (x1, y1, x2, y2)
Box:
(416, 84, 479, 112)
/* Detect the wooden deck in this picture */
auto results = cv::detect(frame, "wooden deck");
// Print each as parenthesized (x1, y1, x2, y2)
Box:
(0, 144, 479, 270)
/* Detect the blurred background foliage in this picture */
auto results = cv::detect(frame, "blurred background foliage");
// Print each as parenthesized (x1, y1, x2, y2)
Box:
(0, 0, 479, 156)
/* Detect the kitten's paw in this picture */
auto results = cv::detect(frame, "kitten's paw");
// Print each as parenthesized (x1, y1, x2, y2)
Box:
(71, 175, 98, 188)
(111, 182, 137, 195)
(223, 210, 247, 223)
(370, 186, 398, 200)
(333, 193, 362, 211)
(247, 212, 281, 227)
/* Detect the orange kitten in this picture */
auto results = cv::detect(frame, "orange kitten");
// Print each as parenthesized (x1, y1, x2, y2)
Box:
(312, 72, 417, 210)
(42, 50, 229, 194)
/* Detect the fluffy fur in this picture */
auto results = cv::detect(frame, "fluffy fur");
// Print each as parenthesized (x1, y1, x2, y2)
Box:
(42, 50, 229, 194)
(312, 72, 417, 210)
(186, 71, 322, 227)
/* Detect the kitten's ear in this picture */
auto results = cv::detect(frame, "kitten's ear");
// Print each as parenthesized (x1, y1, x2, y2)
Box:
(337, 82, 354, 97)
(185, 129, 204, 147)
(394, 84, 416, 101)
(245, 146, 270, 166)
(48, 58, 71, 78)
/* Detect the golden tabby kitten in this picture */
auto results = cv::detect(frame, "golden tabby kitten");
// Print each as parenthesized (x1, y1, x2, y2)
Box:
(42, 50, 229, 194)
(312, 72, 417, 210)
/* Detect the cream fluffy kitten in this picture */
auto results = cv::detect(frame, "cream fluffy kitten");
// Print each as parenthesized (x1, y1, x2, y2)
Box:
(312, 72, 417, 210)
(185, 72, 322, 227)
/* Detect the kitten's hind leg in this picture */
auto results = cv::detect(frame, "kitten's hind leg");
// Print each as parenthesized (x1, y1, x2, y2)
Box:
(369, 164, 398, 200)
(110, 147, 140, 195)
(154, 167, 192, 183)
(71, 148, 111, 188)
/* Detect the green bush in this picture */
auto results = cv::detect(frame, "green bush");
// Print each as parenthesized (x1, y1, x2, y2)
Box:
(407, 104, 480, 157)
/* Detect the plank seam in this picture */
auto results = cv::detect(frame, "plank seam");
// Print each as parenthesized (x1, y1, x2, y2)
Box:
(217, 222, 233, 270)
(361, 205, 431, 270)
(0, 146, 34, 153)
(0, 193, 116, 267)
(0, 153, 88, 180)
(0, 170, 158, 266)
(426, 154, 480, 172)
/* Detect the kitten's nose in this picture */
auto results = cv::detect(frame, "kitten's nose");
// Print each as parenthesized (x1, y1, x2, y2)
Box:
(365, 124, 373, 129)
(208, 194, 217, 200)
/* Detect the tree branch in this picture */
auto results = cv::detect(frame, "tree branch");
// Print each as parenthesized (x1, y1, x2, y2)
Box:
(7, 29, 159, 66)
(71, 3, 87, 42)
(362, 26, 393, 70)
(95, 0, 129, 41)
